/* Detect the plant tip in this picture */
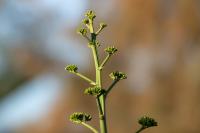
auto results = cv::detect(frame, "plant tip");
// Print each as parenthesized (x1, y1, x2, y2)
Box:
(85, 10, 96, 20)
(84, 86, 106, 97)
(138, 116, 158, 128)
(105, 46, 118, 55)
(100, 22, 107, 28)
(109, 71, 127, 80)
(69, 112, 92, 124)
(65, 64, 78, 73)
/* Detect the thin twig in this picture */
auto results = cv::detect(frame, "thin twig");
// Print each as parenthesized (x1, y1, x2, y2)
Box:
(99, 54, 111, 70)
(105, 79, 119, 98)
(135, 127, 145, 133)
(75, 72, 96, 85)
(81, 122, 99, 133)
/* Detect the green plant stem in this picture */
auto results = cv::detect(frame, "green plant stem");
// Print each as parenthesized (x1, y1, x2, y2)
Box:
(99, 54, 111, 70)
(75, 72, 96, 85)
(105, 79, 119, 98)
(96, 28, 103, 35)
(96, 97, 103, 115)
(91, 44, 107, 133)
(89, 20, 107, 133)
(81, 122, 99, 133)
(135, 127, 145, 133)
(91, 45, 100, 84)
(97, 95, 107, 133)
(89, 19, 94, 33)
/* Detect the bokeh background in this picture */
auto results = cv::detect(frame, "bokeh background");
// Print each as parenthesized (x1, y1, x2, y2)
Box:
(1, 0, 200, 133)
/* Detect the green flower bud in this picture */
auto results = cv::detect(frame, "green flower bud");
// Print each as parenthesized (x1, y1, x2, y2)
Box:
(138, 116, 158, 128)
(87, 40, 100, 47)
(105, 46, 118, 55)
(109, 71, 127, 80)
(82, 18, 90, 25)
(69, 112, 92, 124)
(77, 28, 87, 36)
(85, 10, 96, 20)
(95, 41, 100, 47)
(65, 64, 78, 73)
(84, 86, 106, 97)
(96, 22, 107, 35)
(100, 22, 107, 29)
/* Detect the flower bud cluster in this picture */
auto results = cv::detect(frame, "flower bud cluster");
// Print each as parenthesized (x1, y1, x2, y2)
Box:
(77, 28, 87, 36)
(138, 116, 158, 128)
(84, 86, 106, 97)
(109, 71, 127, 80)
(82, 18, 90, 25)
(85, 10, 96, 21)
(105, 46, 118, 55)
(100, 23, 107, 29)
(65, 64, 78, 73)
(70, 112, 92, 124)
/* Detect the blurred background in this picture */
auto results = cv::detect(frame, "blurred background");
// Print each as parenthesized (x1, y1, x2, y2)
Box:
(0, 0, 200, 133)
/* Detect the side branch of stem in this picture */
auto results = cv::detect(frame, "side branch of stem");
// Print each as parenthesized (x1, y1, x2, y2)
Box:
(75, 72, 96, 85)
(105, 79, 119, 98)
(81, 122, 99, 133)
(99, 54, 111, 70)
(135, 126, 145, 133)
